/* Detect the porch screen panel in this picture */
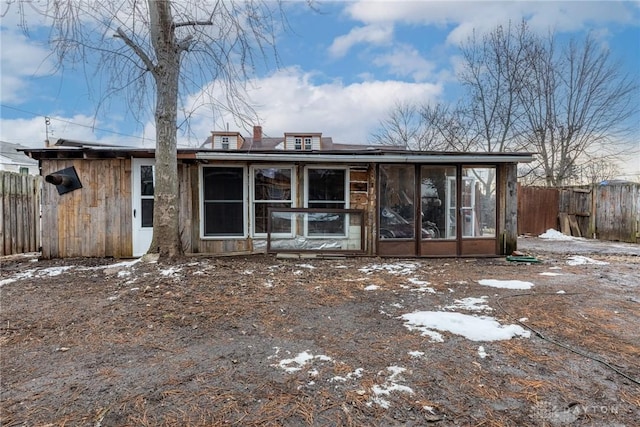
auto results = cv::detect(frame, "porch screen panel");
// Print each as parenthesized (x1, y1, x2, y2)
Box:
(254, 168, 293, 234)
(379, 165, 416, 239)
(421, 166, 455, 239)
(203, 167, 244, 236)
(306, 168, 346, 236)
(461, 166, 496, 237)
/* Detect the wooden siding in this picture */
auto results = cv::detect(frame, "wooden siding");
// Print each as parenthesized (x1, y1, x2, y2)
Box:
(40, 159, 132, 258)
(519, 183, 639, 243)
(517, 184, 559, 236)
(1, 171, 42, 256)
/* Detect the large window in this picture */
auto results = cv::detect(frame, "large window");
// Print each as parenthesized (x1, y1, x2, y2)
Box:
(421, 166, 456, 239)
(202, 166, 245, 237)
(305, 168, 347, 236)
(253, 167, 293, 235)
(379, 165, 416, 239)
(462, 166, 496, 237)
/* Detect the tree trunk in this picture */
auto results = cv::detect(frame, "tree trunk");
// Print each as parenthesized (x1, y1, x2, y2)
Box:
(147, 0, 183, 258)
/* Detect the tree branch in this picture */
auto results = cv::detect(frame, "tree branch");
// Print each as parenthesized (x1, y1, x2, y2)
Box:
(114, 27, 156, 75)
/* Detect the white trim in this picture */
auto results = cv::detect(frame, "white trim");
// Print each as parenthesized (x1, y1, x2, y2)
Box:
(195, 152, 534, 163)
(199, 164, 248, 240)
(131, 158, 155, 256)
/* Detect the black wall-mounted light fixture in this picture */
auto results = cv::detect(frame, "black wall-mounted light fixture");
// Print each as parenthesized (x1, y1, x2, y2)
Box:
(45, 166, 83, 195)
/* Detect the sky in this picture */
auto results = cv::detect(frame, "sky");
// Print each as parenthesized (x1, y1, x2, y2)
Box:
(0, 1, 639, 177)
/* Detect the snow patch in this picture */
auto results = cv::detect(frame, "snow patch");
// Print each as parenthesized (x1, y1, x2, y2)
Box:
(445, 296, 492, 312)
(364, 284, 379, 291)
(275, 351, 333, 373)
(401, 311, 531, 342)
(359, 263, 417, 275)
(539, 229, 574, 241)
(566, 256, 609, 266)
(478, 279, 534, 290)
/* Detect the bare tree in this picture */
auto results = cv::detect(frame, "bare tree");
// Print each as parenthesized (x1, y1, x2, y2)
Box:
(457, 21, 532, 154)
(369, 101, 432, 150)
(11, 0, 286, 258)
(519, 33, 638, 186)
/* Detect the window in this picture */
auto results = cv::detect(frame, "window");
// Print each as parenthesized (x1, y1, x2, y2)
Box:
(202, 166, 245, 237)
(305, 168, 347, 236)
(140, 165, 154, 228)
(421, 166, 456, 239)
(252, 167, 293, 235)
(294, 136, 313, 150)
(221, 136, 229, 150)
(19, 167, 29, 175)
(462, 167, 496, 238)
(379, 165, 416, 239)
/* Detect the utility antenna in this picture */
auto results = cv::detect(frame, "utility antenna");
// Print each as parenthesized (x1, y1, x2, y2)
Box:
(44, 116, 51, 147)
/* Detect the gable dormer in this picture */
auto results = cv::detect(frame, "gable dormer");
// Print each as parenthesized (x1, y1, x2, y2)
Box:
(210, 131, 244, 150)
(284, 133, 322, 151)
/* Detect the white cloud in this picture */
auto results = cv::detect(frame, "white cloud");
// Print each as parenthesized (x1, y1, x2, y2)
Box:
(328, 24, 394, 58)
(372, 44, 435, 82)
(189, 67, 442, 145)
(0, 30, 56, 103)
(342, 1, 639, 46)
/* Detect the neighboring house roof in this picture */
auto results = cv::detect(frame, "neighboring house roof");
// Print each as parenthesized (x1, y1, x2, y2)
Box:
(0, 141, 39, 169)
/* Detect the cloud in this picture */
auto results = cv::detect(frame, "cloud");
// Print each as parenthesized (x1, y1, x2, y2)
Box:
(183, 67, 442, 146)
(328, 24, 394, 58)
(0, 29, 56, 103)
(341, 1, 640, 46)
(372, 44, 436, 82)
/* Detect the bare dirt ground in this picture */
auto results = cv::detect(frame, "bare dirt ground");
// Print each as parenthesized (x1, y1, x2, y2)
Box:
(1, 238, 639, 426)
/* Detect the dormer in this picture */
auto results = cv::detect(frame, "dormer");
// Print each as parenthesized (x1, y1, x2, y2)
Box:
(284, 133, 322, 151)
(210, 131, 245, 150)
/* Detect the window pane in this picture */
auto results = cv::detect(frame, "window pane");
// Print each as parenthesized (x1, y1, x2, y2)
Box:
(204, 202, 243, 235)
(254, 168, 291, 201)
(141, 165, 154, 196)
(308, 169, 345, 203)
(307, 212, 346, 235)
(462, 167, 496, 237)
(421, 166, 455, 240)
(203, 167, 244, 236)
(255, 202, 291, 234)
(141, 198, 154, 228)
(203, 167, 243, 200)
(379, 165, 416, 239)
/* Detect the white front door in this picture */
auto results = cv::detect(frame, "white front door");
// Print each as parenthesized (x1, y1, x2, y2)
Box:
(132, 158, 155, 256)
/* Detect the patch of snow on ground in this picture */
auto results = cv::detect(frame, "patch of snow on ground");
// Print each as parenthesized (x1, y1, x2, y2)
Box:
(408, 351, 425, 358)
(407, 277, 436, 293)
(159, 267, 182, 277)
(539, 229, 575, 241)
(445, 296, 492, 312)
(539, 272, 562, 276)
(296, 264, 316, 269)
(275, 351, 333, 373)
(401, 311, 531, 342)
(359, 263, 417, 275)
(477, 346, 487, 359)
(566, 255, 609, 266)
(478, 279, 534, 290)
(369, 366, 414, 409)
(364, 284, 379, 291)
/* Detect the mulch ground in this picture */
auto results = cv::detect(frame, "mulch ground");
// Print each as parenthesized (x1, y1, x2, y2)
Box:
(1, 250, 638, 426)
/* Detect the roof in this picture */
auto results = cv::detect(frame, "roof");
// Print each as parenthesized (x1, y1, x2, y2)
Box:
(21, 139, 535, 164)
(0, 141, 39, 166)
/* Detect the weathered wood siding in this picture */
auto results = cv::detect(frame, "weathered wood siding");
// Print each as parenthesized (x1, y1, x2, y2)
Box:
(593, 183, 639, 243)
(40, 159, 132, 258)
(517, 184, 559, 235)
(1, 171, 42, 256)
(519, 183, 639, 243)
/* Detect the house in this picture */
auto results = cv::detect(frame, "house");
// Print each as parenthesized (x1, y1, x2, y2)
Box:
(22, 128, 534, 259)
(0, 141, 39, 175)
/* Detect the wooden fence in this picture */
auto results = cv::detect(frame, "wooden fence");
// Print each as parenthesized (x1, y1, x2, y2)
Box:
(1, 171, 42, 256)
(518, 182, 640, 243)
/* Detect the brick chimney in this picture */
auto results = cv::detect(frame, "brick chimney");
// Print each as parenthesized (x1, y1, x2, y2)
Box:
(253, 125, 262, 143)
